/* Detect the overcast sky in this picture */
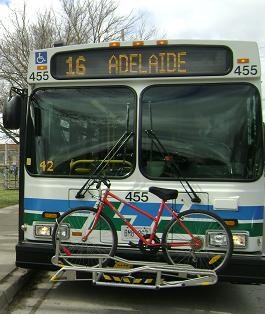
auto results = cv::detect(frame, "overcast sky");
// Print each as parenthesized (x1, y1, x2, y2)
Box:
(0, 0, 264, 97)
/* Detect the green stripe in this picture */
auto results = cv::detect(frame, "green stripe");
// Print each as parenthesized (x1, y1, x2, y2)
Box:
(157, 221, 263, 237)
(24, 211, 263, 237)
(231, 223, 263, 237)
(24, 212, 53, 224)
(62, 215, 110, 230)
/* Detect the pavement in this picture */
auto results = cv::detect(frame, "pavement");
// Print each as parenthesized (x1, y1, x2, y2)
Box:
(0, 205, 34, 313)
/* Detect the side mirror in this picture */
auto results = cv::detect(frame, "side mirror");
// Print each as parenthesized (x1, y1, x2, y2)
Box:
(3, 95, 22, 129)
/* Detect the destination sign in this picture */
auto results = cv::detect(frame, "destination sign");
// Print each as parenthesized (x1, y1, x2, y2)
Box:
(51, 45, 232, 79)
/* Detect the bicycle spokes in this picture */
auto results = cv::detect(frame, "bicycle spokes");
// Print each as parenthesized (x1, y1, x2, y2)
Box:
(54, 207, 117, 267)
(162, 210, 232, 272)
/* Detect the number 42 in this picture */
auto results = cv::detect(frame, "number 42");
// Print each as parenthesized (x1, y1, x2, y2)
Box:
(39, 160, 54, 172)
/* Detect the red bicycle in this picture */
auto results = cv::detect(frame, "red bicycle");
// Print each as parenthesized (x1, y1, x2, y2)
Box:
(52, 177, 233, 273)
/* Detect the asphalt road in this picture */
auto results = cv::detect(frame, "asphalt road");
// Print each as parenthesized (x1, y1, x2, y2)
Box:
(8, 270, 265, 314)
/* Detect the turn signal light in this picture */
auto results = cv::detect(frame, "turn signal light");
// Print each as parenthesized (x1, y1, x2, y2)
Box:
(109, 41, 121, 47)
(237, 58, 249, 64)
(133, 41, 144, 47)
(42, 212, 60, 219)
(156, 40, 168, 46)
(224, 219, 238, 227)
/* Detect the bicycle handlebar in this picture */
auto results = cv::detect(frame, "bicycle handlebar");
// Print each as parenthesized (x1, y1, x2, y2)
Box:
(95, 177, 111, 189)
(75, 177, 111, 199)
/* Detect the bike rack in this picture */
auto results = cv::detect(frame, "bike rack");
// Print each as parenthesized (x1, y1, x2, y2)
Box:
(50, 254, 218, 289)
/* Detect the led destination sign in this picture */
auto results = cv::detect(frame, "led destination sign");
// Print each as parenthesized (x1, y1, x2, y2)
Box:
(51, 45, 232, 79)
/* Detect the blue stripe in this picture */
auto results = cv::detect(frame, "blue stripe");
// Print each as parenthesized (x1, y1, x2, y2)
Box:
(24, 197, 264, 220)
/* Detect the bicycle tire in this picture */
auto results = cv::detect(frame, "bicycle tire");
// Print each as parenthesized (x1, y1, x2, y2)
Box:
(162, 209, 233, 273)
(52, 206, 118, 267)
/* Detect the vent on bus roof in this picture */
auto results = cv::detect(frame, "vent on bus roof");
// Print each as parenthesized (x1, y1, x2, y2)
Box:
(53, 41, 65, 47)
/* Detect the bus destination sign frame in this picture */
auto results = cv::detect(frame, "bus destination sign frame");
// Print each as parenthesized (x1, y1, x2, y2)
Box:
(51, 45, 233, 79)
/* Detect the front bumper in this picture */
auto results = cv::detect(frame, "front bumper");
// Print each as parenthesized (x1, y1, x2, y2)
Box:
(16, 242, 265, 284)
(218, 253, 265, 284)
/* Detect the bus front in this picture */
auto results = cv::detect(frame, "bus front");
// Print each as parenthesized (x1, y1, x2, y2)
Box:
(5, 40, 265, 283)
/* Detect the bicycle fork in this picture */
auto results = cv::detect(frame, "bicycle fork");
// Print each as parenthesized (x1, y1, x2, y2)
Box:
(81, 205, 104, 242)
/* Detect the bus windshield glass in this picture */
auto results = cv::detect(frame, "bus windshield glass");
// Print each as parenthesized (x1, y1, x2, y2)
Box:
(140, 84, 263, 180)
(26, 86, 136, 177)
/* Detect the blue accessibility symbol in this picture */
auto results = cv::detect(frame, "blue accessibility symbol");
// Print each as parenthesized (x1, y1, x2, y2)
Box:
(35, 51, 47, 64)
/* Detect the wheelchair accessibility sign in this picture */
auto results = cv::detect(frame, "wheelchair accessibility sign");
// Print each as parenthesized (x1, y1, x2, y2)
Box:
(35, 51, 47, 65)
(29, 51, 50, 81)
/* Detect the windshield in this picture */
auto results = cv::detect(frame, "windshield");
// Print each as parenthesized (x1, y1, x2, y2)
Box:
(140, 84, 263, 180)
(26, 86, 136, 177)
(26, 83, 263, 181)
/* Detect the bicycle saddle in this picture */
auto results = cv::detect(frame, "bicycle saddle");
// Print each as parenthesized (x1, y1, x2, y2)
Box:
(149, 186, 178, 201)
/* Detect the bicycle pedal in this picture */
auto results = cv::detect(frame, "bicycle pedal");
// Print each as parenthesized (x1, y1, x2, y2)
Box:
(128, 241, 139, 248)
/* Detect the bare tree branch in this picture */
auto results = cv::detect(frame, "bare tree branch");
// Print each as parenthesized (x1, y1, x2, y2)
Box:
(0, 0, 164, 143)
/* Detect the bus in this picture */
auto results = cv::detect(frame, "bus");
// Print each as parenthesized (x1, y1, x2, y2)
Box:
(3, 39, 265, 284)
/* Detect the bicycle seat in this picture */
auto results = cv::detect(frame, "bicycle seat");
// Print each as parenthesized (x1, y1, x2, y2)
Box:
(149, 186, 178, 201)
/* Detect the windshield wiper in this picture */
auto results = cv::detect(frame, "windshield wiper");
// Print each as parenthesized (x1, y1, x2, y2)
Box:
(75, 131, 134, 199)
(145, 129, 201, 203)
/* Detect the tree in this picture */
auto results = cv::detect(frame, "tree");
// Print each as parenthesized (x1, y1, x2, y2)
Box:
(128, 11, 163, 41)
(0, 4, 30, 89)
(0, 0, 163, 142)
(60, 0, 139, 44)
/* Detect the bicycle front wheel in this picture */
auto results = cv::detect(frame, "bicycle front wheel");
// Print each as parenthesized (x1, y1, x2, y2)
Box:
(52, 206, 118, 267)
(162, 209, 233, 273)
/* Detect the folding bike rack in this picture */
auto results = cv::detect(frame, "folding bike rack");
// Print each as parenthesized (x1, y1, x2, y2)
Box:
(51, 254, 218, 289)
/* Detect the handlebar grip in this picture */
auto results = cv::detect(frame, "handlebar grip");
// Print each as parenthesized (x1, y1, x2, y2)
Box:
(96, 178, 111, 189)
(75, 191, 85, 199)
(102, 179, 111, 188)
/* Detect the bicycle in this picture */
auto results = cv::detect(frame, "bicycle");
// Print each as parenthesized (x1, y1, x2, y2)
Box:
(52, 177, 233, 273)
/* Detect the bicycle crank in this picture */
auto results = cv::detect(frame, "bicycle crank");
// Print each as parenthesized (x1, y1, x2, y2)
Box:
(138, 234, 160, 255)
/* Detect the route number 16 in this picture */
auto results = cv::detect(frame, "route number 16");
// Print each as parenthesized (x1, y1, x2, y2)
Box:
(66, 56, 86, 76)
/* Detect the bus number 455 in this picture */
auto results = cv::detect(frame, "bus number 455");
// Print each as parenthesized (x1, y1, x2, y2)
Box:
(125, 192, 149, 202)
(29, 71, 49, 81)
(234, 65, 257, 76)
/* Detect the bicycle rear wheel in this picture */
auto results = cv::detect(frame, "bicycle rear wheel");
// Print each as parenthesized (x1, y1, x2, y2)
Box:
(52, 206, 118, 267)
(162, 209, 233, 273)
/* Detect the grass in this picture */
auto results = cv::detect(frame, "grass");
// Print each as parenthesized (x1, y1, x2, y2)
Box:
(0, 186, 19, 208)
(0, 169, 19, 208)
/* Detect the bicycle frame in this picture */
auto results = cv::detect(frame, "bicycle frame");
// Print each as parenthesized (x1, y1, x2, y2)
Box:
(84, 186, 196, 248)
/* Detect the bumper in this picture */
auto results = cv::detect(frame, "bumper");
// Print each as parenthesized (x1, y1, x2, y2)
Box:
(16, 242, 57, 270)
(218, 253, 265, 284)
(16, 242, 265, 284)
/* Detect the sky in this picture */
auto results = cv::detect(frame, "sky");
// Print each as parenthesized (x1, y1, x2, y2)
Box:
(0, 0, 265, 97)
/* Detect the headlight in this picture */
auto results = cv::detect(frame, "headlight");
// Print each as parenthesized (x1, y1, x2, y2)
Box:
(35, 224, 52, 237)
(207, 231, 248, 249)
(34, 223, 70, 240)
(232, 233, 248, 248)
(57, 225, 70, 240)
(208, 231, 228, 247)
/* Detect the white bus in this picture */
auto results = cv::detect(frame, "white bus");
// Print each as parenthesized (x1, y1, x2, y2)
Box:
(4, 39, 265, 283)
